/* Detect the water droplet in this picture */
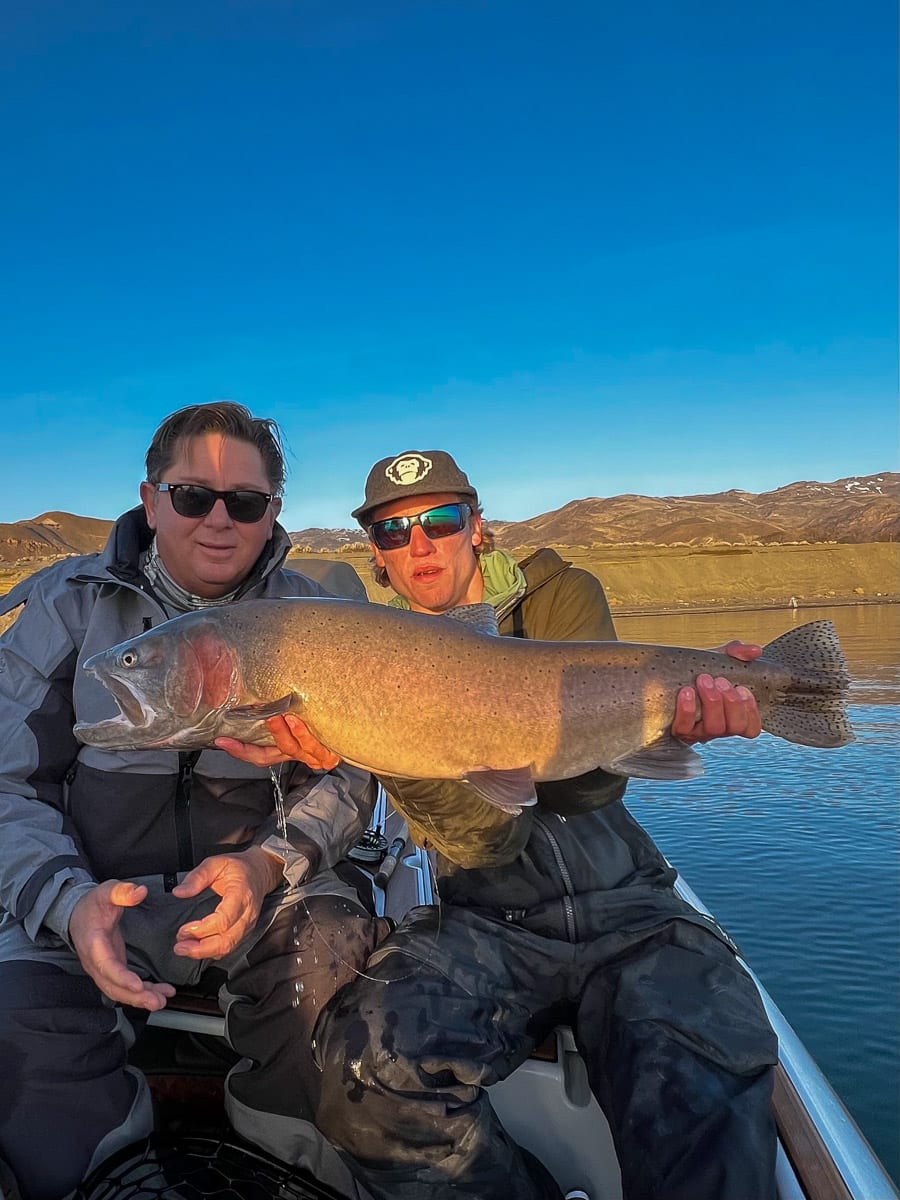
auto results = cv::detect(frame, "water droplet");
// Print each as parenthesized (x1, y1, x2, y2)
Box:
(270, 767, 288, 839)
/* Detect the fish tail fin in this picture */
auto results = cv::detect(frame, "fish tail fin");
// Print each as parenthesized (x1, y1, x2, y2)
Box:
(761, 620, 855, 748)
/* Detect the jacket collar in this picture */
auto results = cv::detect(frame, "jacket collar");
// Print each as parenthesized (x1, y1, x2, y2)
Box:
(89, 506, 294, 592)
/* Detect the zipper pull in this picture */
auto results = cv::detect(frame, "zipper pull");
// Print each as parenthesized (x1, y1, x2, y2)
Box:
(178, 750, 200, 789)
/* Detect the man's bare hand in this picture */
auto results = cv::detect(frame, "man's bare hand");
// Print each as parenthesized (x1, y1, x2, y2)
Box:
(69, 881, 177, 1011)
(672, 641, 763, 744)
(171, 847, 284, 960)
(216, 714, 340, 771)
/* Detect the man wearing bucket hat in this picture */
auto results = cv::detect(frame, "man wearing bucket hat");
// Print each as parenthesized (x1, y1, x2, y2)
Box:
(252, 449, 778, 1200)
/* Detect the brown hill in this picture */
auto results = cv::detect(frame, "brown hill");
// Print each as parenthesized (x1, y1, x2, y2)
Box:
(0, 511, 113, 563)
(290, 473, 897, 549)
(488, 473, 899, 549)
(0, 474, 895, 565)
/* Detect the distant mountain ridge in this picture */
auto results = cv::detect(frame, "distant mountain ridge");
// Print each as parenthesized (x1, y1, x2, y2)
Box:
(291, 473, 898, 551)
(488, 473, 898, 548)
(0, 474, 895, 564)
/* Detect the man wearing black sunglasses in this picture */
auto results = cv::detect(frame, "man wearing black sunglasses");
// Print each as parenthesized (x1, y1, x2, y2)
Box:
(0, 403, 383, 1200)
(276, 449, 776, 1200)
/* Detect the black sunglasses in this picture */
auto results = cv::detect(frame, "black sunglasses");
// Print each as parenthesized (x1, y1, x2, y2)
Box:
(157, 483, 273, 524)
(369, 503, 472, 551)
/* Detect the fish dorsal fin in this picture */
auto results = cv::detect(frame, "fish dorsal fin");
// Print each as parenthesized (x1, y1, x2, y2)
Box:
(462, 766, 537, 813)
(444, 603, 499, 636)
(609, 734, 705, 781)
(225, 694, 295, 721)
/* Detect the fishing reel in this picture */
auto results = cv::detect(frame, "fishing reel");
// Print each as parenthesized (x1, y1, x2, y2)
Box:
(346, 828, 388, 865)
(75, 1132, 348, 1200)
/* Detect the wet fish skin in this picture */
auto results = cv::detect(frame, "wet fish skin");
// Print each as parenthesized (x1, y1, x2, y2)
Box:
(74, 599, 854, 813)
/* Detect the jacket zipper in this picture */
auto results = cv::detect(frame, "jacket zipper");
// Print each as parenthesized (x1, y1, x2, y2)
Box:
(100, 574, 196, 872)
(79, 558, 280, 875)
(533, 813, 577, 942)
(174, 751, 201, 872)
(63, 764, 78, 815)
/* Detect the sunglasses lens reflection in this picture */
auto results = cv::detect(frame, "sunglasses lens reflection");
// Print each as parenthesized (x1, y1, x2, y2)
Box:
(373, 520, 411, 550)
(422, 507, 467, 538)
(371, 504, 468, 550)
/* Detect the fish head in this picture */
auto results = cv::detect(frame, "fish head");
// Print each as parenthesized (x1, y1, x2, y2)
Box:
(74, 617, 241, 750)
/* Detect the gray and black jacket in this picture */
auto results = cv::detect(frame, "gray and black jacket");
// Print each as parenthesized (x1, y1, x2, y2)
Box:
(0, 507, 375, 949)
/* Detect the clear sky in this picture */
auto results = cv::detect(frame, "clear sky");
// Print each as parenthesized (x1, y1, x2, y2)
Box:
(1, 0, 895, 532)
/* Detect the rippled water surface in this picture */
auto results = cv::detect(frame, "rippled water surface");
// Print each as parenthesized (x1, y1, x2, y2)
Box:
(616, 604, 899, 1183)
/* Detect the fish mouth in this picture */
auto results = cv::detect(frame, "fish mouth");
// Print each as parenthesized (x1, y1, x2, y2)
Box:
(73, 670, 165, 747)
(103, 674, 153, 727)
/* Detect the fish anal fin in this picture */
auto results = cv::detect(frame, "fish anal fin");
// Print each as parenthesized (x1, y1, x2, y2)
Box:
(610, 735, 705, 781)
(462, 767, 537, 813)
(225, 694, 295, 721)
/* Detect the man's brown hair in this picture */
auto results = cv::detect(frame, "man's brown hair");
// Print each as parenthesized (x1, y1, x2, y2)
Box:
(145, 402, 287, 494)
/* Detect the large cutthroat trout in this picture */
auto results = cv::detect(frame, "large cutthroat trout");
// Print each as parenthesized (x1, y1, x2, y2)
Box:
(75, 599, 854, 813)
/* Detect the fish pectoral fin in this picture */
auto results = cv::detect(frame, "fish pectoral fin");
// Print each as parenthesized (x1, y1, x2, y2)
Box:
(609, 735, 705, 781)
(462, 767, 537, 814)
(224, 694, 295, 721)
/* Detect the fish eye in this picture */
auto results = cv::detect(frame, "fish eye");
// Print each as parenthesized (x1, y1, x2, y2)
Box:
(120, 651, 138, 668)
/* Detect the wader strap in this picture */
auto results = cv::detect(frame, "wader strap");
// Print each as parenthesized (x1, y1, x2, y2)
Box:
(510, 606, 526, 638)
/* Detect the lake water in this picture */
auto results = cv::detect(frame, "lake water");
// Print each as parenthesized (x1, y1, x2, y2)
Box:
(616, 603, 899, 1184)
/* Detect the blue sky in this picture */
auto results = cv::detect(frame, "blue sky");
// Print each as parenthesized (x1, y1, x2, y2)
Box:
(1, 0, 895, 532)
